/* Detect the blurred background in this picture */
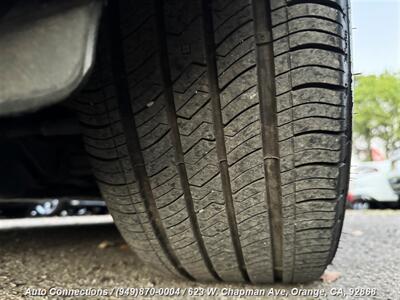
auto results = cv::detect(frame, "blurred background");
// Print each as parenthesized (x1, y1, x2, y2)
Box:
(348, 0, 400, 209)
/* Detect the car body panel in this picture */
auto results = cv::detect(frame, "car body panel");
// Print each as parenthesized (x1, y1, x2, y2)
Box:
(349, 160, 399, 203)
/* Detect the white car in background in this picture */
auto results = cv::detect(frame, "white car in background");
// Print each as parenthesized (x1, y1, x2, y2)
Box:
(348, 156, 400, 209)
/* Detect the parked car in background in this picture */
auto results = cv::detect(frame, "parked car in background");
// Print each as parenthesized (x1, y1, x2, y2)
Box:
(348, 155, 400, 209)
(0, 198, 107, 218)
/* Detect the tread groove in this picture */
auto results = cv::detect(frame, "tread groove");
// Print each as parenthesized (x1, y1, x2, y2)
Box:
(281, 3, 297, 283)
(252, 0, 283, 282)
(202, 0, 250, 283)
(154, 0, 221, 282)
(107, 0, 193, 281)
(287, 0, 345, 14)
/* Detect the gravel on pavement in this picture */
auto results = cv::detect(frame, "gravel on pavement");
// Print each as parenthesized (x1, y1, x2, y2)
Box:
(0, 210, 399, 300)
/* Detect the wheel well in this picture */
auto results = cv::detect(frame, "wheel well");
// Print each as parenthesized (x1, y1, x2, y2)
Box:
(0, 104, 100, 199)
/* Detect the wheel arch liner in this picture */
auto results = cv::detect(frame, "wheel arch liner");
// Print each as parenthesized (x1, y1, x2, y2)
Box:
(0, 0, 103, 116)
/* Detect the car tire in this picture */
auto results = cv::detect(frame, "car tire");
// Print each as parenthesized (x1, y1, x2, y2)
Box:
(76, 0, 352, 283)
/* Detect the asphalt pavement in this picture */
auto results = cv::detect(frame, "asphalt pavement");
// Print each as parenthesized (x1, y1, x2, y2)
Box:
(0, 210, 399, 300)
